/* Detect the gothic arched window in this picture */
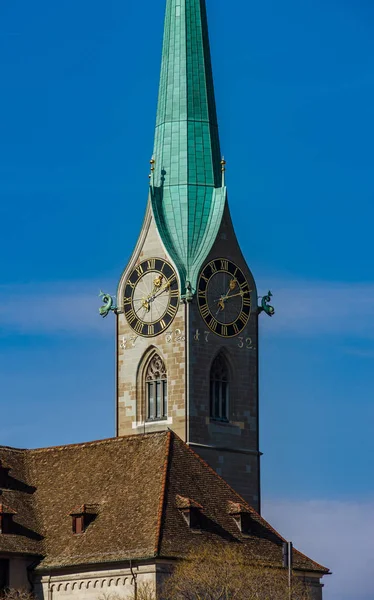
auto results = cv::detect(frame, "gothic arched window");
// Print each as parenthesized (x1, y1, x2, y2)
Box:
(210, 354, 230, 422)
(146, 354, 168, 421)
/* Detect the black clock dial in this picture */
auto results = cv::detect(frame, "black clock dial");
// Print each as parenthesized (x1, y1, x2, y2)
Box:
(197, 259, 251, 337)
(124, 258, 179, 337)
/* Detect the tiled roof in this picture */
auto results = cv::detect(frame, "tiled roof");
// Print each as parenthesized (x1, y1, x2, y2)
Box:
(0, 432, 329, 574)
(0, 504, 17, 515)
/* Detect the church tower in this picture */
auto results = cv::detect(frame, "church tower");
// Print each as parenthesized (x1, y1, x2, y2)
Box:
(115, 0, 261, 511)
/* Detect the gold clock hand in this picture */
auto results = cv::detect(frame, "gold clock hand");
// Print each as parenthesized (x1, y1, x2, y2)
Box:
(222, 290, 251, 301)
(216, 289, 251, 313)
(152, 278, 174, 299)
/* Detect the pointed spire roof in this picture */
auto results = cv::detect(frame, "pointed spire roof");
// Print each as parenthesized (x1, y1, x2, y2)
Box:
(151, 0, 226, 294)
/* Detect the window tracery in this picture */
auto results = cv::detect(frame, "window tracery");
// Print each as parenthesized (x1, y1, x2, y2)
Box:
(210, 353, 230, 422)
(145, 354, 168, 421)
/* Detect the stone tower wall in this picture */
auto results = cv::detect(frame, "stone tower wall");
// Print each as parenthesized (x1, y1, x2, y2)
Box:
(116, 201, 260, 510)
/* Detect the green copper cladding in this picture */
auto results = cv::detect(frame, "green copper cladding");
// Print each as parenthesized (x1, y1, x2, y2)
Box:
(151, 0, 226, 294)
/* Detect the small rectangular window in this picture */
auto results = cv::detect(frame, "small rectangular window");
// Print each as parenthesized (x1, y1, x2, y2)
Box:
(214, 381, 220, 418)
(156, 381, 161, 418)
(73, 515, 84, 535)
(222, 381, 228, 420)
(163, 380, 168, 418)
(148, 382, 155, 420)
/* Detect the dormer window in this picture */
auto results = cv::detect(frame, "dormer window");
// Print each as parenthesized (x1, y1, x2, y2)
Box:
(68, 504, 97, 535)
(227, 501, 253, 536)
(0, 504, 17, 534)
(73, 515, 84, 535)
(176, 495, 203, 532)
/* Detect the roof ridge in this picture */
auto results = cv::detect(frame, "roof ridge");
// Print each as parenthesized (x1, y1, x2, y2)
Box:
(3, 431, 169, 455)
(154, 430, 172, 556)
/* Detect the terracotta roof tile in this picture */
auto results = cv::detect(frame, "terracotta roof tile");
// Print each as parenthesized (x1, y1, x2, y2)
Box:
(0, 432, 329, 575)
(176, 495, 203, 510)
(0, 504, 17, 515)
(159, 434, 329, 574)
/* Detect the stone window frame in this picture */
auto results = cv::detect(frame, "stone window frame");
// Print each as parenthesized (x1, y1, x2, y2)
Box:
(137, 348, 168, 423)
(210, 351, 231, 423)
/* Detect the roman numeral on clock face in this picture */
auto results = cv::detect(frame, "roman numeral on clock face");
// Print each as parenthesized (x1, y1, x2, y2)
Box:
(133, 320, 143, 334)
(166, 305, 176, 318)
(136, 265, 144, 277)
(124, 258, 179, 337)
(200, 304, 210, 319)
(210, 319, 218, 332)
(126, 309, 137, 324)
(197, 258, 251, 337)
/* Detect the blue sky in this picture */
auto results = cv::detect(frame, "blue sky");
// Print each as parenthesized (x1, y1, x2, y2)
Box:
(1, 1, 373, 598)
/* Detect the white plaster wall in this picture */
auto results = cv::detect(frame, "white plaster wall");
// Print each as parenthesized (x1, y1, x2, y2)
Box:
(34, 564, 156, 600)
(9, 557, 34, 591)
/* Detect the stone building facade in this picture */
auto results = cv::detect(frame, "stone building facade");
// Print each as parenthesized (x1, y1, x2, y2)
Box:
(116, 0, 261, 512)
(0, 0, 331, 597)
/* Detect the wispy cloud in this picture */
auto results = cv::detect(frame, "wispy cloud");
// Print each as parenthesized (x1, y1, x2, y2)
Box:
(0, 281, 115, 337)
(258, 280, 374, 339)
(262, 498, 374, 600)
(1, 279, 374, 340)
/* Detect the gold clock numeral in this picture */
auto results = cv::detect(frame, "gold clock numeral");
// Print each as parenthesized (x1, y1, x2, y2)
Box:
(233, 323, 239, 335)
(198, 290, 205, 298)
(210, 319, 218, 332)
(209, 261, 217, 273)
(126, 309, 137, 324)
(239, 311, 249, 323)
(220, 260, 229, 271)
(201, 273, 209, 283)
(125, 259, 179, 337)
(166, 305, 176, 318)
(200, 304, 210, 319)
(134, 321, 143, 334)
(221, 325, 228, 337)
(243, 296, 251, 307)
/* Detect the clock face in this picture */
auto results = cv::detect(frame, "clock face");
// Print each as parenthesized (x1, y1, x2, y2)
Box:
(197, 258, 251, 337)
(124, 258, 179, 337)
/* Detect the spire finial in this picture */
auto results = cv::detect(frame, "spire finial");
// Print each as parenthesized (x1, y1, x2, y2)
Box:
(149, 157, 155, 185)
(221, 157, 226, 187)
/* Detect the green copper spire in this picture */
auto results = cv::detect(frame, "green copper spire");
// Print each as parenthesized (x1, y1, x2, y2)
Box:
(151, 0, 226, 295)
